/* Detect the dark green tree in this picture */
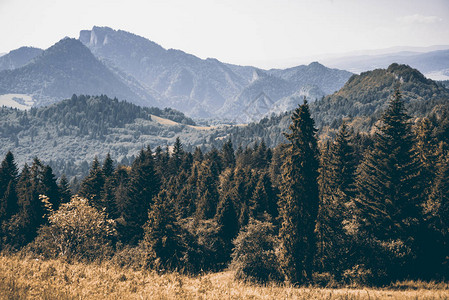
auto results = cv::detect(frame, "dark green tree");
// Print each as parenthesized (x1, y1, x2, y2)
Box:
(58, 175, 72, 204)
(79, 157, 105, 209)
(423, 153, 449, 278)
(214, 190, 239, 266)
(355, 89, 424, 282)
(278, 100, 320, 284)
(121, 146, 160, 244)
(0, 152, 19, 224)
(142, 189, 185, 272)
(220, 139, 235, 169)
(102, 153, 115, 179)
(316, 122, 357, 277)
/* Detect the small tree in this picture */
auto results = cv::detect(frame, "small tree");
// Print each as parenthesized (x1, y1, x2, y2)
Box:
(32, 196, 116, 261)
(141, 189, 186, 272)
(231, 218, 282, 283)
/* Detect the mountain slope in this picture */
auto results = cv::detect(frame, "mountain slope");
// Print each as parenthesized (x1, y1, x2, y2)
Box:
(311, 63, 449, 130)
(267, 62, 352, 95)
(0, 47, 43, 71)
(0, 38, 156, 107)
(0, 95, 220, 179)
(80, 26, 249, 118)
(79, 26, 352, 120)
(225, 64, 449, 147)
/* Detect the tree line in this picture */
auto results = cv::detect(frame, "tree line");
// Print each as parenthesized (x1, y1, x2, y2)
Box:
(0, 89, 448, 286)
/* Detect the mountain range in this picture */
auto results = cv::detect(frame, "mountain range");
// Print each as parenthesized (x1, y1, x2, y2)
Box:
(0, 26, 352, 120)
(1, 63, 447, 181)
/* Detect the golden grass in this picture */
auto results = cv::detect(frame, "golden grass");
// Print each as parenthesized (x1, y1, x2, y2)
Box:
(0, 254, 448, 300)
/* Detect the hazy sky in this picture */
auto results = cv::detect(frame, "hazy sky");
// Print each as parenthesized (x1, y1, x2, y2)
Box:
(1, 0, 448, 68)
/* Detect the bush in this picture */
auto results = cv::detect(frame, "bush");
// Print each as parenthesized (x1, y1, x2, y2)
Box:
(30, 196, 116, 261)
(231, 218, 283, 283)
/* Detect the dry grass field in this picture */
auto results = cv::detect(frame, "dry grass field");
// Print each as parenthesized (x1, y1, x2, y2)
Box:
(0, 254, 448, 300)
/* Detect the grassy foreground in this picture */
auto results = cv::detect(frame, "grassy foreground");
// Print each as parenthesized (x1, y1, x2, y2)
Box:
(0, 254, 448, 299)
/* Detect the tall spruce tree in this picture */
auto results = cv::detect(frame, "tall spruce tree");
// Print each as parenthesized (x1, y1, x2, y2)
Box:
(0, 152, 19, 224)
(79, 157, 105, 209)
(102, 153, 115, 179)
(58, 175, 72, 204)
(278, 100, 320, 284)
(121, 146, 160, 244)
(316, 122, 357, 276)
(424, 153, 449, 278)
(355, 89, 424, 281)
(142, 189, 185, 272)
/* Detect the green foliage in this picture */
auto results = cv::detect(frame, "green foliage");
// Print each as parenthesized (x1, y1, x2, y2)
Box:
(231, 219, 282, 283)
(278, 101, 320, 284)
(141, 190, 186, 272)
(355, 89, 424, 282)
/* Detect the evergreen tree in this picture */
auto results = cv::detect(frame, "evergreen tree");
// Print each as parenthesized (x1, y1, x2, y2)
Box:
(249, 171, 277, 220)
(220, 139, 235, 169)
(121, 146, 160, 244)
(195, 152, 221, 220)
(142, 189, 185, 272)
(423, 153, 449, 278)
(0, 152, 19, 224)
(278, 100, 320, 284)
(102, 153, 115, 178)
(79, 157, 105, 209)
(41, 165, 61, 211)
(168, 137, 184, 176)
(215, 190, 239, 266)
(0, 152, 18, 200)
(193, 146, 204, 162)
(58, 175, 72, 204)
(355, 89, 424, 282)
(316, 122, 357, 277)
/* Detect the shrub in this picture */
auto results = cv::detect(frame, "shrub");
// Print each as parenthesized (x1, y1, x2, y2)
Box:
(231, 218, 283, 283)
(30, 196, 116, 261)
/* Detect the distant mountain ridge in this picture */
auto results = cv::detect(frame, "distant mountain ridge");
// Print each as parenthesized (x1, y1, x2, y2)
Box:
(0, 46, 43, 72)
(1, 26, 352, 120)
(225, 63, 449, 147)
(323, 48, 449, 80)
(0, 38, 156, 107)
(78, 26, 353, 119)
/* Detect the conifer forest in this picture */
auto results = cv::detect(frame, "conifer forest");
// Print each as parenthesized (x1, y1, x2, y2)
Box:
(1, 88, 448, 293)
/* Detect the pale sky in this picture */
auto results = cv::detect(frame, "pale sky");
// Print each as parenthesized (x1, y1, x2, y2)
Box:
(0, 0, 448, 68)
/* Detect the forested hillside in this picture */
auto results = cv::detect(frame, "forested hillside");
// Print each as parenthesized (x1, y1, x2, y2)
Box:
(1, 89, 448, 286)
(0, 94, 214, 179)
(226, 63, 449, 146)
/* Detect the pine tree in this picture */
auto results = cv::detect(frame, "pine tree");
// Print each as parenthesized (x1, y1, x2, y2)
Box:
(220, 139, 235, 169)
(41, 165, 61, 211)
(168, 137, 184, 176)
(355, 89, 424, 281)
(142, 189, 185, 272)
(215, 190, 239, 266)
(249, 171, 277, 220)
(79, 157, 105, 209)
(195, 153, 221, 220)
(0, 152, 19, 223)
(0, 152, 18, 200)
(278, 100, 320, 284)
(121, 146, 160, 244)
(58, 175, 72, 204)
(423, 153, 449, 278)
(102, 153, 115, 179)
(316, 122, 357, 277)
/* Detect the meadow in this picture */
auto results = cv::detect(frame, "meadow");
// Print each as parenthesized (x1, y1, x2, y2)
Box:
(1, 254, 448, 300)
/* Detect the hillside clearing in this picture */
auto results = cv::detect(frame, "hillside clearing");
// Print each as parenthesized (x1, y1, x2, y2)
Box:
(0, 255, 447, 300)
